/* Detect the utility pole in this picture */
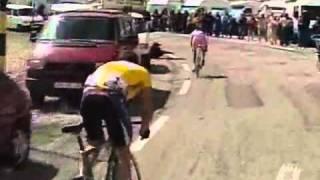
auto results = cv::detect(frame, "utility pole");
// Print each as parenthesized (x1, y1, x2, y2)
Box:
(0, 0, 7, 72)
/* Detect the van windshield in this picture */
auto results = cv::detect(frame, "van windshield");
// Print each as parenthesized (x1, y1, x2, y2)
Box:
(39, 17, 115, 41)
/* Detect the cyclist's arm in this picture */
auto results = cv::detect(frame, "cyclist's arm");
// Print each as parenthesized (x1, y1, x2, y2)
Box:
(140, 87, 153, 130)
(137, 70, 153, 134)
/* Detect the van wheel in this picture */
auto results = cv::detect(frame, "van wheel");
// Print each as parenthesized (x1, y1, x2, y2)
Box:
(30, 90, 45, 107)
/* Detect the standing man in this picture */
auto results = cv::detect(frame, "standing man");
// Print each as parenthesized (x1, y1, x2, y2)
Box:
(214, 12, 222, 37)
(257, 14, 268, 42)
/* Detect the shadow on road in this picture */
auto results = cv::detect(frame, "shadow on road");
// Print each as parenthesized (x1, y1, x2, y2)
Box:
(150, 42, 185, 60)
(157, 56, 186, 60)
(1, 161, 58, 180)
(200, 75, 228, 79)
(128, 88, 171, 116)
(150, 64, 170, 74)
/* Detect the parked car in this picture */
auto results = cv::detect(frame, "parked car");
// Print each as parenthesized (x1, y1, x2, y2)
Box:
(0, 72, 31, 168)
(26, 10, 150, 106)
(6, 4, 44, 31)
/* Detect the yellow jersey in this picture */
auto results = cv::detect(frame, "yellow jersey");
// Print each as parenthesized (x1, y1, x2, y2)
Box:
(84, 61, 151, 100)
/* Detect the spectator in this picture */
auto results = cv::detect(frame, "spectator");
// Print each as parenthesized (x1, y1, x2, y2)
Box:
(176, 11, 183, 33)
(228, 16, 238, 38)
(214, 12, 222, 37)
(298, 11, 311, 47)
(169, 10, 176, 32)
(238, 14, 247, 40)
(247, 15, 257, 41)
(270, 16, 279, 45)
(36, 4, 47, 20)
(221, 14, 230, 37)
(160, 8, 169, 31)
(292, 11, 299, 44)
(312, 16, 320, 34)
(257, 14, 268, 42)
(182, 11, 189, 34)
(204, 12, 214, 35)
(152, 9, 161, 31)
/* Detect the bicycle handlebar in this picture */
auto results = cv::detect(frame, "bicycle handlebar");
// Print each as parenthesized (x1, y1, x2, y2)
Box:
(61, 121, 150, 139)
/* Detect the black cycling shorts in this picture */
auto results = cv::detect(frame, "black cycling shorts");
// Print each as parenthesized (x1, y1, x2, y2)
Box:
(80, 93, 132, 147)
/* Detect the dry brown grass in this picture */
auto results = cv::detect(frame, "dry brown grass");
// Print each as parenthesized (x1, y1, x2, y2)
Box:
(6, 31, 32, 74)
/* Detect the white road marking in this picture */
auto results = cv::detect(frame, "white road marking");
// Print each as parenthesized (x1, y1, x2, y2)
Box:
(178, 80, 192, 95)
(276, 163, 302, 180)
(182, 63, 191, 72)
(130, 116, 170, 152)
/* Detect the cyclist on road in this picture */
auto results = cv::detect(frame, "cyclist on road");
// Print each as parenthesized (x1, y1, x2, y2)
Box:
(80, 52, 153, 180)
(190, 24, 208, 71)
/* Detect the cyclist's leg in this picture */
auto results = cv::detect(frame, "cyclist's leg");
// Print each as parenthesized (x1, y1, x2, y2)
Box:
(105, 94, 132, 180)
(80, 94, 106, 147)
(192, 47, 197, 71)
(202, 49, 206, 66)
(79, 94, 108, 177)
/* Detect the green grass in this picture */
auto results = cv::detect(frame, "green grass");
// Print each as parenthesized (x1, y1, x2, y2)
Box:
(31, 123, 62, 147)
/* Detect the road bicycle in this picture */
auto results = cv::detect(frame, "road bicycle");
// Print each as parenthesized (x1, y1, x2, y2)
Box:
(61, 121, 148, 180)
(193, 46, 206, 78)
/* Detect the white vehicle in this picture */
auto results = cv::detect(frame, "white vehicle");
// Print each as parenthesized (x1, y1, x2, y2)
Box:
(286, 0, 320, 27)
(50, 0, 102, 14)
(6, 4, 44, 30)
(258, 0, 286, 17)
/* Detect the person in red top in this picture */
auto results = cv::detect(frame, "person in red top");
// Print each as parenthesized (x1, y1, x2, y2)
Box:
(247, 15, 257, 41)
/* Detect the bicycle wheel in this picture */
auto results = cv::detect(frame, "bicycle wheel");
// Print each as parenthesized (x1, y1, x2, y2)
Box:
(130, 153, 142, 180)
(195, 47, 203, 78)
(105, 149, 118, 180)
(105, 150, 141, 180)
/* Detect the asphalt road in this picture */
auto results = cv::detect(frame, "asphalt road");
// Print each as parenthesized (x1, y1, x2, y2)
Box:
(3, 32, 320, 180)
(135, 33, 320, 180)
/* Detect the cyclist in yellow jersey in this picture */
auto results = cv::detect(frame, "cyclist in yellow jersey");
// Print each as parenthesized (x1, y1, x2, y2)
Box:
(80, 52, 152, 180)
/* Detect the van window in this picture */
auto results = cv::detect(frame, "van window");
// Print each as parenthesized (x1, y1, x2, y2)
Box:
(40, 17, 115, 41)
(119, 18, 137, 38)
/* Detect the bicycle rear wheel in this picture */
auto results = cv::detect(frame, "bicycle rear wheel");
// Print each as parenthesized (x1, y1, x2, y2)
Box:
(105, 150, 141, 180)
(130, 153, 142, 180)
(195, 47, 203, 78)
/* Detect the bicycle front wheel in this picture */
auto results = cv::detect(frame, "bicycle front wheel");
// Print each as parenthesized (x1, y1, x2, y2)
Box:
(105, 151, 142, 180)
(130, 153, 142, 180)
(195, 47, 203, 78)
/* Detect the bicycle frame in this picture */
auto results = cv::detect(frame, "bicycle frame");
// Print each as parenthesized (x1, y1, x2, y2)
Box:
(62, 121, 143, 180)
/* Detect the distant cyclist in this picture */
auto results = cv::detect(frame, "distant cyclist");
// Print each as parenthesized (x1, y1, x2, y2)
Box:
(80, 52, 152, 180)
(190, 24, 208, 71)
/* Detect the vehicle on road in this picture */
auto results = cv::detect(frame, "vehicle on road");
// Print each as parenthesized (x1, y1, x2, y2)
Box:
(258, 0, 286, 17)
(26, 10, 150, 106)
(6, 4, 44, 31)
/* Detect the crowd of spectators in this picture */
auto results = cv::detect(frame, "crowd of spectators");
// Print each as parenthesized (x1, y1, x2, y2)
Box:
(147, 8, 320, 47)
